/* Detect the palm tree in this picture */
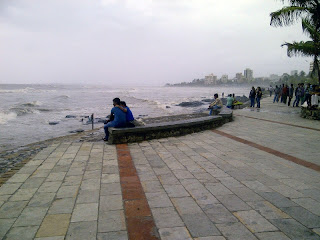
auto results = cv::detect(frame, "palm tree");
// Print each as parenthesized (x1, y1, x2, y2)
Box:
(270, 0, 320, 84)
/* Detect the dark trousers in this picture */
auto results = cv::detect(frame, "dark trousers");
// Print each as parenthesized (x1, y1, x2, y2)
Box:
(288, 96, 293, 106)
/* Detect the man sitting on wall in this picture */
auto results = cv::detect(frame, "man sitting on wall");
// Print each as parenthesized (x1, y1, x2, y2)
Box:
(209, 93, 223, 115)
(118, 101, 135, 128)
(103, 98, 127, 141)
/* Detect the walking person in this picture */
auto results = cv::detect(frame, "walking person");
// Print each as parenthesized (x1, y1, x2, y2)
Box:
(249, 87, 256, 107)
(293, 83, 301, 107)
(256, 87, 262, 108)
(300, 83, 305, 104)
(282, 84, 288, 104)
(273, 85, 280, 103)
(288, 84, 294, 106)
(280, 84, 284, 103)
(305, 83, 312, 107)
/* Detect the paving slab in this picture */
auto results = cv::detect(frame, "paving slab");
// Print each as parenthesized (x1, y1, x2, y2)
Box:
(1, 97, 320, 240)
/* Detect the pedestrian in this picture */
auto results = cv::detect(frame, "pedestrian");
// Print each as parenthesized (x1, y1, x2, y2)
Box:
(282, 84, 288, 104)
(249, 86, 256, 107)
(305, 83, 311, 107)
(269, 86, 273, 97)
(256, 87, 262, 108)
(288, 84, 294, 106)
(226, 94, 234, 109)
(293, 83, 301, 107)
(273, 85, 280, 103)
(280, 84, 284, 103)
(300, 83, 305, 104)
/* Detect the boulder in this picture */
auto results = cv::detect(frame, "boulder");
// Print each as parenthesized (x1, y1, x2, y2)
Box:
(177, 101, 204, 107)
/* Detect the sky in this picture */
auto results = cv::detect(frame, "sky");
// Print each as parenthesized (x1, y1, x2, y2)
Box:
(0, 0, 312, 86)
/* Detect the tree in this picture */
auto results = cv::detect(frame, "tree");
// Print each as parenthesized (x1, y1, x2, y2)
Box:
(270, 0, 320, 85)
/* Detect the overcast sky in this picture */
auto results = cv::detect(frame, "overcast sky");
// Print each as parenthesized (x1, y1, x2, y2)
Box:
(0, 0, 312, 86)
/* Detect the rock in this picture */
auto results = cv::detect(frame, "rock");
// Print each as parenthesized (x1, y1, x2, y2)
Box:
(202, 99, 214, 103)
(49, 121, 59, 125)
(69, 129, 84, 133)
(177, 101, 204, 107)
(66, 115, 77, 118)
(166, 106, 171, 108)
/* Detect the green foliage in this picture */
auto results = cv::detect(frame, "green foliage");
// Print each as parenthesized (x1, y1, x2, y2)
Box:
(275, 71, 317, 85)
(270, 0, 320, 84)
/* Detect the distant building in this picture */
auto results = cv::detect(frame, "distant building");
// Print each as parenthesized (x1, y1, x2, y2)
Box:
(291, 70, 298, 76)
(220, 74, 228, 83)
(235, 73, 242, 82)
(269, 74, 280, 82)
(244, 68, 253, 82)
(204, 74, 217, 85)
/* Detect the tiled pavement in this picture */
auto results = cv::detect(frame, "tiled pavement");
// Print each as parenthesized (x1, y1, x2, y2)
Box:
(0, 97, 320, 240)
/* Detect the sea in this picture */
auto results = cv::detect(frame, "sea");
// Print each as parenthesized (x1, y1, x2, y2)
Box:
(0, 84, 252, 151)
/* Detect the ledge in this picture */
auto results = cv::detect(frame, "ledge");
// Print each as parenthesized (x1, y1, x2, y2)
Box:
(108, 110, 233, 144)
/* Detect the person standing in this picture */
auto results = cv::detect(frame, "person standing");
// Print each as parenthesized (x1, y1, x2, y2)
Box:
(300, 83, 305, 104)
(273, 85, 280, 103)
(256, 87, 262, 108)
(288, 84, 294, 106)
(103, 98, 127, 141)
(293, 83, 301, 107)
(279, 84, 284, 103)
(249, 87, 256, 107)
(226, 94, 234, 109)
(269, 86, 273, 97)
(282, 84, 288, 104)
(305, 83, 311, 107)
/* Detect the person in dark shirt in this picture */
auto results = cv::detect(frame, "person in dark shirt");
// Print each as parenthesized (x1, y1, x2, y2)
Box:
(288, 84, 294, 106)
(256, 87, 262, 108)
(119, 101, 135, 128)
(103, 98, 127, 141)
(249, 87, 256, 107)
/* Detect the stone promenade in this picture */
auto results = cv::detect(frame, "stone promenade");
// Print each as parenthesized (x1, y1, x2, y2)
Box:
(0, 97, 320, 240)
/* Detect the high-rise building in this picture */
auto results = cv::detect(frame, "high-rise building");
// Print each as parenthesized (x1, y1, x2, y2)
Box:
(244, 68, 253, 82)
(235, 73, 242, 82)
(221, 75, 228, 83)
(204, 74, 217, 85)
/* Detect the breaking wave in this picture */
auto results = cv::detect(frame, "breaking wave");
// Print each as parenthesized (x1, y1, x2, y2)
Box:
(0, 112, 17, 124)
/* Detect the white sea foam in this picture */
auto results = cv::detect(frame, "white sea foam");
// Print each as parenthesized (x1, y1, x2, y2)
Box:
(0, 112, 17, 124)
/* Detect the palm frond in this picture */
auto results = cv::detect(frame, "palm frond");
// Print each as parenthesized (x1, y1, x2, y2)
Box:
(310, 56, 319, 77)
(270, 6, 306, 26)
(282, 41, 318, 57)
(301, 18, 318, 38)
(279, 0, 317, 8)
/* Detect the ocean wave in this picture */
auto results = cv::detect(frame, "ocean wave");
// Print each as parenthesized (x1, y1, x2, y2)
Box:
(0, 87, 56, 94)
(21, 101, 43, 107)
(0, 112, 17, 124)
(9, 107, 40, 116)
(9, 101, 50, 116)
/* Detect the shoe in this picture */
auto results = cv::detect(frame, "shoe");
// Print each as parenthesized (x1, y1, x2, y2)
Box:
(103, 137, 108, 141)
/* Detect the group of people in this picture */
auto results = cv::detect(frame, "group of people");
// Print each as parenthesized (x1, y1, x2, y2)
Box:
(249, 86, 263, 108)
(272, 83, 313, 107)
(208, 93, 242, 115)
(103, 98, 135, 141)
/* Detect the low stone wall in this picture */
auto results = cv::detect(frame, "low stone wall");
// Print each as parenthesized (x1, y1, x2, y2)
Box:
(108, 111, 233, 144)
(300, 107, 320, 120)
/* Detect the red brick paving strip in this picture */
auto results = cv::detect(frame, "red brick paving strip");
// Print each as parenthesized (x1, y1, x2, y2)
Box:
(116, 144, 160, 240)
(212, 129, 320, 172)
(235, 114, 320, 132)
